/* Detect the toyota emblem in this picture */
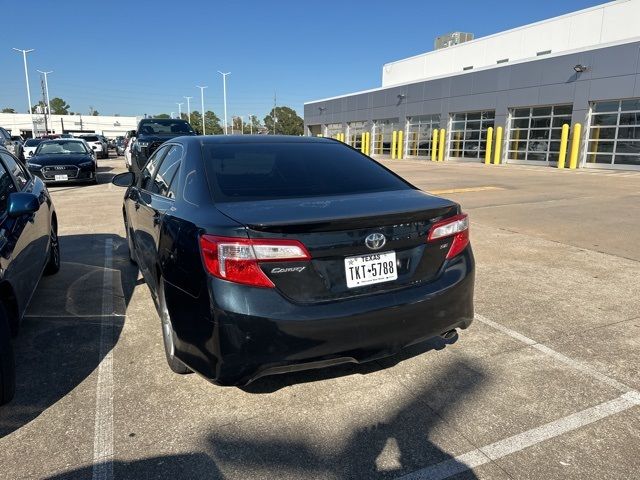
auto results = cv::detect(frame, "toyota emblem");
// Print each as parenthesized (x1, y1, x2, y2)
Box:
(365, 233, 386, 250)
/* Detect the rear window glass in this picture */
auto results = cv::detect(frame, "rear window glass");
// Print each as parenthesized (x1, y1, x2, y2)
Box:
(138, 120, 194, 135)
(25, 139, 42, 146)
(203, 142, 412, 202)
(81, 136, 99, 142)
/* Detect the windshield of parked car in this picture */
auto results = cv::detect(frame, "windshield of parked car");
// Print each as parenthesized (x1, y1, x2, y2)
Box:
(80, 136, 99, 142)
(36, 140, 89, 155)
(138, 120, 194, 135)
(203, 141, 412, 202)
(25, 139, 42, 147)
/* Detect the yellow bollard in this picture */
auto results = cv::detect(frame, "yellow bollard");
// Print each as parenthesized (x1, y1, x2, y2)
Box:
(438, 129, 446, 162)
(569, 123, 582, 169)
(397, 130, 404, 159)
(360, 133, 366, 153)
(557, 124, 570, 168)
(365, 131, 370, 155)
(391, 131, 397, 159)
(431, 129, 439, 161)
(493, 126, 503, 165)
(485, 127, 494, 165)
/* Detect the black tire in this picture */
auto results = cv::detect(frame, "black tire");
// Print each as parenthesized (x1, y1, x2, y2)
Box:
(44, 222, 60, 275)
(0, 303, 16, 406)
(158, 279, 191, 375)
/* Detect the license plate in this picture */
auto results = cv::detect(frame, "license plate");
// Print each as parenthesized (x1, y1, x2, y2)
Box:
(54, 174, 68, 181)
(345, 251, 397, 288)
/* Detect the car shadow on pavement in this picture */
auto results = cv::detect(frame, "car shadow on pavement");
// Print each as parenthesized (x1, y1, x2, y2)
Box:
(208, 357, 487, 479)
(44, 455, 224, 480)
(0, 233, 138, 438)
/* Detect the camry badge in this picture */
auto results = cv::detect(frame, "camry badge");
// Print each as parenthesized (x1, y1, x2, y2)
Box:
(365, 233, 386, 250)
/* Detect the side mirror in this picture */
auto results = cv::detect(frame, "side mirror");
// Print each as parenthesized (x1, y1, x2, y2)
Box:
(7, 192, 40, 217)
(112, 172, 134, 187)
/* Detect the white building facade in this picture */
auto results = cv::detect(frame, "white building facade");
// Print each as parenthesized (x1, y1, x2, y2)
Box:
(0, 112, 139, 138)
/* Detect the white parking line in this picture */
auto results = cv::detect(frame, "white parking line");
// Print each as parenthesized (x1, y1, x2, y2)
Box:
(92, 239, 115, 480)
(475, 314, 633, 393)
(400, 392, 640, 480)
(399, 313, 640, 479)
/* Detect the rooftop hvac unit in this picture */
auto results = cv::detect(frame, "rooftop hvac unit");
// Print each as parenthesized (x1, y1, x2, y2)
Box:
(434, 32, 474, 50)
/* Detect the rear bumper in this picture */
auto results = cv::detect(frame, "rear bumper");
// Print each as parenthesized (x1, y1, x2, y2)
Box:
(173, 248, 474, 386)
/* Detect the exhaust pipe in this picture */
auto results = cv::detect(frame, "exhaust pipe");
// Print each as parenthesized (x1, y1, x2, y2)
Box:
(440, 329, 458, 341)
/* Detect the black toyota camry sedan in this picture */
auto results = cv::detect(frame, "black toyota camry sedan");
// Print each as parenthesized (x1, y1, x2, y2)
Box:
(26, 139, 97, 184)
(112, 136, 474, 385)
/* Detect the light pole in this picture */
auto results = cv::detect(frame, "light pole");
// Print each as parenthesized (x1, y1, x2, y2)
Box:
(184, 96, 192, 124)
(176, 102, 183, 120)
(37, 69, 53, 133)
(196, 85, 207, 134)
(13, 48, 35, 135)
(217, 71, 230, 135)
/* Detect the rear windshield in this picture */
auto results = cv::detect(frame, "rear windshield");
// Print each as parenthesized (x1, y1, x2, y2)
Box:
(25, 139, 42, 146)
(138, 120, 194, 135)
(81, 136, 99, 142)
(203, 142, 412, 202)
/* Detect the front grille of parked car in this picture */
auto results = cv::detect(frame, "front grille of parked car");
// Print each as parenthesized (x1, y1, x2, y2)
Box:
(148, 141, 164, 156)
(42, 166, 80, 179)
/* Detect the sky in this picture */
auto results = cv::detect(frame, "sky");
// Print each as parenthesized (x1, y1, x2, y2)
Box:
(0, 0, 604, 122)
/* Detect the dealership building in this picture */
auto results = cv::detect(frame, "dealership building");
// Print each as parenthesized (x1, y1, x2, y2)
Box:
(304, 0, 640, 170)
(0, 112, 138, 138)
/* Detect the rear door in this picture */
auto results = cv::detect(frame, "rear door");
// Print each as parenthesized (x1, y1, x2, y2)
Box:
(130, 144, 182, 293)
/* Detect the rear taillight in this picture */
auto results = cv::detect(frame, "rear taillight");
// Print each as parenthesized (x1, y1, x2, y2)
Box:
(427, 213, 469, 259)
(199, 235, 310, 288)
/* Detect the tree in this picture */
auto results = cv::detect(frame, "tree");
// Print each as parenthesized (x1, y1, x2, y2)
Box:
(205, 111, 223, 135)
(50, 97, 70, 115)
(244, 115, 262, 134)
(264, 106, 303, 136)
(188, 110, 222, 135)
(92, 110, 100, 116)
(155, 113, 171, 119)
(1, 108, 16, 113)
(31, 100, 47, 114)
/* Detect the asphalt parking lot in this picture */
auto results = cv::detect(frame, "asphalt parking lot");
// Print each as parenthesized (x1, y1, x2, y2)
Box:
(0, 154, 639, 480)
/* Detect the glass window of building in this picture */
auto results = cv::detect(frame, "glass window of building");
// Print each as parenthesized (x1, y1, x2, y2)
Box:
(372, 118, 399, 156)
(406, 114, 440, 159)
(588, 99, 640, 167)
(347, 122, 367, 151)
(507, 104, 572, 162)
(326, 123, 343, 140)
(449, 110, 495, 160)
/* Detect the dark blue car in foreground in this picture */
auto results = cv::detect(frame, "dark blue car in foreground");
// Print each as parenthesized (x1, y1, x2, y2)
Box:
(0, 147, 59, 405)
(112, 136, 474, 386)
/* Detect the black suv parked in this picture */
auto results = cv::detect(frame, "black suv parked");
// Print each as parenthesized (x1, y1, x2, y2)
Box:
(130, 118, 195, 174)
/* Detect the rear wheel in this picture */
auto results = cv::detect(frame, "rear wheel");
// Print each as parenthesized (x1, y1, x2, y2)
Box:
(0, 303, 16, 405)
(44, 223, 60, 275)
(158, 278, 191, 375)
